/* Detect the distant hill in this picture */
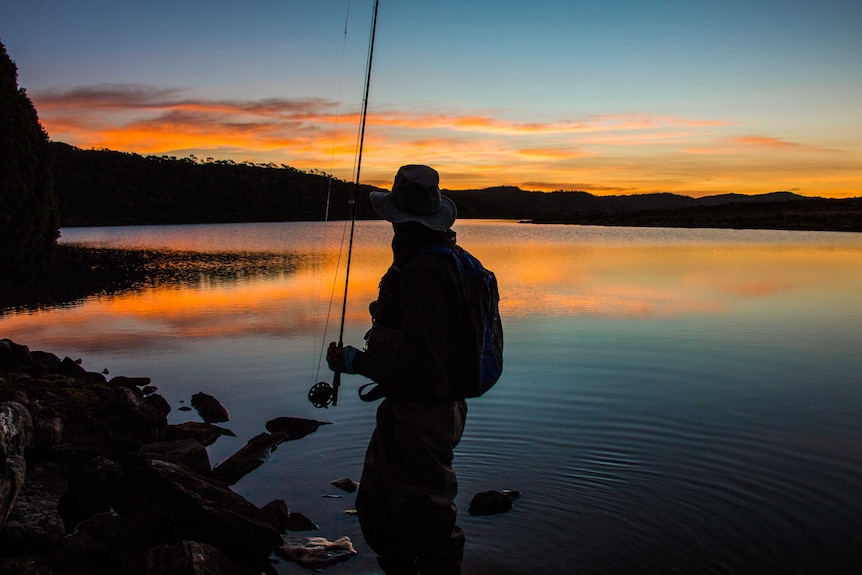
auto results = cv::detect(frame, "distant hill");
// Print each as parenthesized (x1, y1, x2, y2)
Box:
(51, 143, 860, 231)
(52, 143, 378, 226)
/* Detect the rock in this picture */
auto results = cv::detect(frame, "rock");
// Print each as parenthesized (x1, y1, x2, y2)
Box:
(1, 401, 33, 527)
(0, 454, 26, 530)
(211, 432, 288, 486)
(0, 464, 68, 554)
(106, 385, 168, 444)
(165, 422, 235, 447)
(276, 536, 356, 570)
(1, 401, 33, 457)
(330, 478, 359, 493)
(59, 356, 88, 379)
(142, 385, 158, 395)
(114, 458, 281, 563)
(64, 511, 138, 558)
(467, 490, 521, 516)
(30, 351, 62, 375)
(0, 340, 32, 370)
(145, 393, 172, 416)
(259, 500, 319, 532)
(260, 499, 291, 532)
(190, 393, 229, 423)
(109, 375, 152, 388)
(265, 416, 331, 440)
(59, 455, 127, 528)
(33, 417, 64, 452)
(143, 540, 246, 575)
(139, 439, 212, 476)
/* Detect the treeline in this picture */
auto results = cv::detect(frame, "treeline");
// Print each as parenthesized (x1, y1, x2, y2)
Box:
(54, 143, 861, 231)
(52, 143, 380, 226)
(1, 41, 58, 286)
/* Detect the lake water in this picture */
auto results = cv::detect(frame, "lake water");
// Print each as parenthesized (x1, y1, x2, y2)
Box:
(3, 220, 862, 574)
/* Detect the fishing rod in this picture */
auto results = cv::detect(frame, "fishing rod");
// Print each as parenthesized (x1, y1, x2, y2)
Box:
(309, 0, 380, 409)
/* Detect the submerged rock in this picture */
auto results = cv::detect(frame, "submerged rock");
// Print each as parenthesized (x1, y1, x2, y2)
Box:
(467, 489, 521, 516)
(190, 392, 229, 423)
(165, 421, 235, 447)
(261, 499, 319, 532)
(276, 535, 357, 570)
(139, 438, 212, 476)
(265, 416, 331, 440)
(330, 478, 359, 493)
(211, 431, 288, 485)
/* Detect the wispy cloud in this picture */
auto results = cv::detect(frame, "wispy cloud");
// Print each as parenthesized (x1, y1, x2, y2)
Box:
(31, 84, 857, 197)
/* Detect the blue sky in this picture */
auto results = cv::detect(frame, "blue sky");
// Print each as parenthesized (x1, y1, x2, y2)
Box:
(2, 0, 860, 196)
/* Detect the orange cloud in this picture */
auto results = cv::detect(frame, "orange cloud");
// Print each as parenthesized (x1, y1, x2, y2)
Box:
(30, 84, 861, 198)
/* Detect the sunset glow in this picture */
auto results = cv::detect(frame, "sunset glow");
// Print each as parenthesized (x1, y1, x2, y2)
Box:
(3, 1, 860, 198)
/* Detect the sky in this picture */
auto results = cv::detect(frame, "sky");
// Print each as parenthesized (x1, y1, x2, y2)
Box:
(2, 0, 861, 197)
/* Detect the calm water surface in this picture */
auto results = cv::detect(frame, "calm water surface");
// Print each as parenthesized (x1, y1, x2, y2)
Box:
(3, 221, 862, 574)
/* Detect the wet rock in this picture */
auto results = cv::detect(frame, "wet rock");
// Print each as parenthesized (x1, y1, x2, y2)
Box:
(59, 356, 88, 379)
(211, 431, 288, 485)
(114, 458, 281, 562)
(106, 386, 168, 445)
(260, 499, 319, 533)
(0, 454, 26, 530)
(467, 489, 521, 516)
(165, 421, 235, 447)
(144, 393, 172, 416)
(0, 401, 33, 456)
(283, 511, 319, 532)
(0, 339, 33, 370)
(139, 439, 212, 476)
(276, 535, 357, 570)
(30, 351, 62, 375)
(0, 464, 68, 555)
(330, 478, 359, 493)
(64, 511, 138, 559)
(190, 392, 229, 423)
(265, 416, 331, 440)
(143, 540, 246, 575)
(33, 417, 63, 451)
(59, 455, 126, 530)
(1, 401, 33, 527)
(109, 375, 152, 388)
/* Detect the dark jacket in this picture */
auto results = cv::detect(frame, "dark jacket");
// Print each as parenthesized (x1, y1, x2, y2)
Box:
(352, 236, 469, 401)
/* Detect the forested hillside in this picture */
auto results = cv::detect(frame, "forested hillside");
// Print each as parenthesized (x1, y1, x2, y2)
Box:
(52, 143, 378, 226)
(50, 143, 861, 232)
(1, 41, 58, 285)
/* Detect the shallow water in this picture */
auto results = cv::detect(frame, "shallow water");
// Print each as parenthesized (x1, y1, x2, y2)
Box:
(3, 221, 862, 574)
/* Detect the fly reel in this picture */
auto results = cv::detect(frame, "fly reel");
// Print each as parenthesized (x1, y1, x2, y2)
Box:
(308, 371, 341, 408)
(308, 381, 335, 408)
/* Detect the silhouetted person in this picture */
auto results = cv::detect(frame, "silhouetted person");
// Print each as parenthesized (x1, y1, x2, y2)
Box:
(327, 165, 470, 574)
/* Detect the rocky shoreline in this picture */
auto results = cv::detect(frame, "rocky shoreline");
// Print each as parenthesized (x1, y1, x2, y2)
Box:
(0, 338, 356, 574)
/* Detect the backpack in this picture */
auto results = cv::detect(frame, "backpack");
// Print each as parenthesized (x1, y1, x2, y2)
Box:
(424, 245, 504, 398)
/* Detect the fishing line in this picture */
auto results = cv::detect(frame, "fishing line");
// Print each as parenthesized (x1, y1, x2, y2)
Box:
(309, 0, 380, 408)
(311, 0, 354, 386)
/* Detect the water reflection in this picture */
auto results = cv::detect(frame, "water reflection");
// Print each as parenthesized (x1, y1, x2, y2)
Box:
(3, 222, 862, 574)
(4, 223, 862, 356)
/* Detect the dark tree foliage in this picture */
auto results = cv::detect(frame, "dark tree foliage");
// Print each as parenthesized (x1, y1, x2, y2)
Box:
(0, 40, 59, 286)
(52, 143, 378, 226)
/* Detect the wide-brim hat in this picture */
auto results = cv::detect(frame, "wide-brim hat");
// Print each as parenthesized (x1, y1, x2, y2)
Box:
(369, 165, 457, 231)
